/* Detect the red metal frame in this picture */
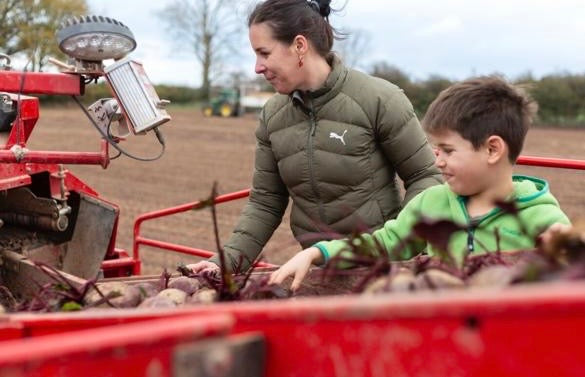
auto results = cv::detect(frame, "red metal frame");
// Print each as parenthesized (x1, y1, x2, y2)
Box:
(1, 71, 83, 96)
(132, 189, 274, 274)
(517, 155, 585, 170)
(0, 314, 233, 377)
(2, 281, 585, 376)
(0, 143, 110, 167)
(4, 95, 39, 147)
(131, 155, 585, 273)
(0, 93, 110, 170)
(0, 70, 131, 275)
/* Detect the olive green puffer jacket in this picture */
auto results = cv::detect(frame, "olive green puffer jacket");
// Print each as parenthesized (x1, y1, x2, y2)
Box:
(211, 56, 442, 271)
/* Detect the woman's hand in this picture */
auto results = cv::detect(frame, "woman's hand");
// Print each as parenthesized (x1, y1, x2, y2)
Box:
(269, 247, 323, 292)
(186, 260, 220, 274)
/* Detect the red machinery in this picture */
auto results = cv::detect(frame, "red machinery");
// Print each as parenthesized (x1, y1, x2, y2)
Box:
(1, 15, 585, 377)
(0, 16, 170, 281)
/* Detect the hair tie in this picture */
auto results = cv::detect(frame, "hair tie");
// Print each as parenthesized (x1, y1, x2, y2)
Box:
(308, 0, 320, 13)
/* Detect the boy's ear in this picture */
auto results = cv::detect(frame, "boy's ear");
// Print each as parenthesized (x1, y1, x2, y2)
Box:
(485, 135, 508, 164)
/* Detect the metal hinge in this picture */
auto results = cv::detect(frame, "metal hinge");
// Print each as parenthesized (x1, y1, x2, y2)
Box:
(173, 333, 265, 377)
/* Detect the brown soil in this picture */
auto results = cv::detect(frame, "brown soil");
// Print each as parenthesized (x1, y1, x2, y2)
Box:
(29, 107, 585, 274)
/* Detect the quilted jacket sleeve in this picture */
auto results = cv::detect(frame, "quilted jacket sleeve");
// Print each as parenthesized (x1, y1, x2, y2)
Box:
(209, 110, 289, 272)
(376, 89, 443, 204)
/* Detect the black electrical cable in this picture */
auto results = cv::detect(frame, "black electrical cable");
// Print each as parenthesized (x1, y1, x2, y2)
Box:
(72, 95, 165, 162)
(105, 113, 122, 160)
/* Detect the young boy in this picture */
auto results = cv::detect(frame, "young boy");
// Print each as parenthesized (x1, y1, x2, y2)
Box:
(270, 76, 571, 291)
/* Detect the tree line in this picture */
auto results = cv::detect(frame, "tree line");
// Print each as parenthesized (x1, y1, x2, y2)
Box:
(370, 62, 585, 127)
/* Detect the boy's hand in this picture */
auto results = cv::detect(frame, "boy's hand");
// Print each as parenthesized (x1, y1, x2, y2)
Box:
(269, 247, 323, 292)
(539, 223, 573, 246)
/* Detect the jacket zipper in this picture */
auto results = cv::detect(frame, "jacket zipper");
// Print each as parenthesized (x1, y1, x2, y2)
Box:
(307, 99, 326, 222)
(457, 197, 500, 253)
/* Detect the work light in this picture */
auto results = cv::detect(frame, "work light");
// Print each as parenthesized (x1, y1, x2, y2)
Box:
(55, 15, 170, 136)
(57, 15, 136, 62)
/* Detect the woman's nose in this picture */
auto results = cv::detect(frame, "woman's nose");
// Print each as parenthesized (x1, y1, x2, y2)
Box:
(255, 60, 265, 74)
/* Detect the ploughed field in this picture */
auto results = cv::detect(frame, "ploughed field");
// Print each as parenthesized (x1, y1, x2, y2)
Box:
(30, 107, 585, 274)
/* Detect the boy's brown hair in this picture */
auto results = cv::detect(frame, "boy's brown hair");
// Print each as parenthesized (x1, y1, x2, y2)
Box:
(422, 76, 538, 162)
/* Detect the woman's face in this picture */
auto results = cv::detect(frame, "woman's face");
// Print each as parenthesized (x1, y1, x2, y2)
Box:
(249, 23, 303, 94)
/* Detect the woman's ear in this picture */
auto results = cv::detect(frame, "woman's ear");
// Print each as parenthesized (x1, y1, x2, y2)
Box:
(292, 35, 309, 55)
(485, 135, 508, 164)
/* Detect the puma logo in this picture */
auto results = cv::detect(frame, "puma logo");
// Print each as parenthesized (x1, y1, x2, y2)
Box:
(329, 130, 347, 145)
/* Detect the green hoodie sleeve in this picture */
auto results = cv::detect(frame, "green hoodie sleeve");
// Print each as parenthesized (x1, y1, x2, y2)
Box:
(375, 89, 443, 204)
(513, 176, 571, 239)
(209, 110, 289, 272)
(521, 196, 571, 237)
(314, 190, 428, 268)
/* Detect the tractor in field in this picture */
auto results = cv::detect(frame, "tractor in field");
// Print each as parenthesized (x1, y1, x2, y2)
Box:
(202, 84, 273, 117)
(202, 87, 240, 117)
(0, 15, 585, 377)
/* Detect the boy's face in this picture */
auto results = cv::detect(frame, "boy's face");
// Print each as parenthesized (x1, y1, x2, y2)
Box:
(429, 130, 490, 197)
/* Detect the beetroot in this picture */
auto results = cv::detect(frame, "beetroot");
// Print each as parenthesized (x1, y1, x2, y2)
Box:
(188, 288, 218, 305)
(415, 269, 465, 290)
(156, 288, 187, 305)
(389, 268, 417, 293)
(167, 276, 200, 295)
(134, 282, 161, 299)
(85, 282, 142, 308)
(362, 276, 391, 295)
(467, 265, 515, 288)
(138, 295, 176, 309)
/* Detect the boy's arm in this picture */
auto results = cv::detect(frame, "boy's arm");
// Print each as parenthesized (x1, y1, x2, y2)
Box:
(539, 222, 573, 246)
(318, 190, 429, 267)
(271, 191, 429, 291)
(315, 212, 426, 268)
(526, 203, 571, 239)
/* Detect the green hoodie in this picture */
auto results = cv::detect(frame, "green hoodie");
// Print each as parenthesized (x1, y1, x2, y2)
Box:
(315, 175, 570, 266)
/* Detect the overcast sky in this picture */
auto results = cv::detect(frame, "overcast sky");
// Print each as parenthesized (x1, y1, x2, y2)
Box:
(87, 0, 585, 87)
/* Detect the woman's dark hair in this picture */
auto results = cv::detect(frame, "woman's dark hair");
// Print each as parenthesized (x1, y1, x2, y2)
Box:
(248, 0, 339, 57)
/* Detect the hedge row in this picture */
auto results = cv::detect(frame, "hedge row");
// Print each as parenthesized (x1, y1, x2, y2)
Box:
(36, 73, 585, 127)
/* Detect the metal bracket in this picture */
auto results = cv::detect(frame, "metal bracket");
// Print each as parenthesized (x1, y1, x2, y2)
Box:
(173, 333, 266, 377)
(0, 54, 11, 71)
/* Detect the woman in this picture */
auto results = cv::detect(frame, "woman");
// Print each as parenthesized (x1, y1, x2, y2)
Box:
(189, 0, 442, 273)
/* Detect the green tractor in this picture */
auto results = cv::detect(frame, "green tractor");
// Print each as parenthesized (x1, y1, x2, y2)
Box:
(202, 87, 240, 118)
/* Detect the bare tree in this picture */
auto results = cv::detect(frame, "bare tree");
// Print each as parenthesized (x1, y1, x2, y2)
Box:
(158, 0, 243, 100)
(0, 0, 87, 71)
(335, 27, 371, 70)
(20, 0, 88, 71)
(0, 0, 29, 55)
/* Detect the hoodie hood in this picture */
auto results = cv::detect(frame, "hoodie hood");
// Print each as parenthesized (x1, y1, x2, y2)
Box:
(512, 175, 555, 208)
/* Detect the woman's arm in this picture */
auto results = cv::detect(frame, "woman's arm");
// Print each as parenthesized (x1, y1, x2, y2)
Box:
(208, 112, 289, 272)
(376, 89, 443, 204)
